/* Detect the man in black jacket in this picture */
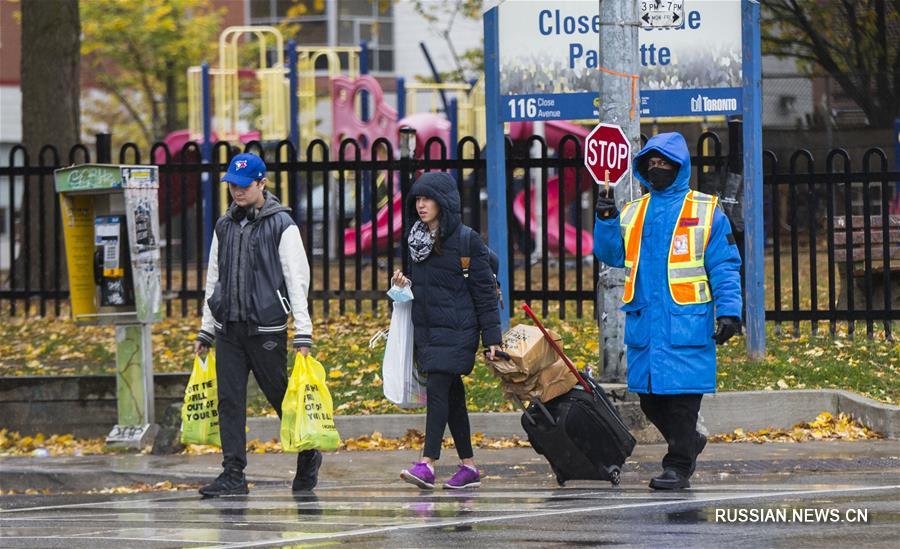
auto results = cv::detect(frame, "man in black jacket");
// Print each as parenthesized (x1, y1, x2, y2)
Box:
(194, 153, 319, 497)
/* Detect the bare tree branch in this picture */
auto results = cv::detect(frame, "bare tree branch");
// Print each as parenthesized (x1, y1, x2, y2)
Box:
(99, 79, 153, 145)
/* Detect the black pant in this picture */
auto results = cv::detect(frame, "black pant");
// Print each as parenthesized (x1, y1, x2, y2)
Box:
(216, 322, 318, 474)
(423, 373, 474, 461)
(639, 393, 704, 477)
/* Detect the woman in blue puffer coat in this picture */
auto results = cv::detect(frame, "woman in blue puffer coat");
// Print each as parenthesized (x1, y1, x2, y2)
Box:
(392, 171, 501, 490)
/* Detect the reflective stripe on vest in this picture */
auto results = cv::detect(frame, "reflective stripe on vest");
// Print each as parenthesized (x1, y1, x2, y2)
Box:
(619, 190, 717, 304)
(619, 194, 650, 303)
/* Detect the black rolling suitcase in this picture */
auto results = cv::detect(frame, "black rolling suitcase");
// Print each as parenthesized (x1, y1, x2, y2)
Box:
(518, 304, 636, 486)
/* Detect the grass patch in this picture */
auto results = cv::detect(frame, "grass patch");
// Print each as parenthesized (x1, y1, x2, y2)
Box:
(1, 311, 896, 414)
(717, 323, 899, 404)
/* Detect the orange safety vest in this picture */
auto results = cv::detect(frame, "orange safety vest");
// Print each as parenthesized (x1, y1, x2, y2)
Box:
(619, 190, 718, 304)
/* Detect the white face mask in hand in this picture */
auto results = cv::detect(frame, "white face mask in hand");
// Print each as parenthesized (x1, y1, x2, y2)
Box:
(387, 284, 414, 303)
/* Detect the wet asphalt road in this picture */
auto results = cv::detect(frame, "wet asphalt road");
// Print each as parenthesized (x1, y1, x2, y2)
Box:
(2, 455, 898, 548)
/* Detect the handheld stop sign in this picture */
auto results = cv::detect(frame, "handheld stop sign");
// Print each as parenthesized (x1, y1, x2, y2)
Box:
(584, 122, 632, 191)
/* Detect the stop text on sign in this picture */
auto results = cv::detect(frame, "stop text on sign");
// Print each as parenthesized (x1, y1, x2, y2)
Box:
(586, 141, 629, 174)
(584, 122, 631, 187)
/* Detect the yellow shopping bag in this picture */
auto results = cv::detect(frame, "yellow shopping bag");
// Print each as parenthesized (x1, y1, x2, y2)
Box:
(180, 353, 221, 447)
(280, 354, 341, 452)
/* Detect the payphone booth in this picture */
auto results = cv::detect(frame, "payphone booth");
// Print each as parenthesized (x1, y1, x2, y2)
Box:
(54, 164, 163, 448)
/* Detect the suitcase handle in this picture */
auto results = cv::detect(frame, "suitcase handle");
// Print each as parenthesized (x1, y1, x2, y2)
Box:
(484, 350, 512, 361)
(513, 395, 537, 425)
(514, 395, 557, 426)
(521, 303, 594, 396)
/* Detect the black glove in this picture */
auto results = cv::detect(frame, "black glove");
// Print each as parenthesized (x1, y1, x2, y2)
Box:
(713, 316, 741, 345)
(594, 190, 618, 220)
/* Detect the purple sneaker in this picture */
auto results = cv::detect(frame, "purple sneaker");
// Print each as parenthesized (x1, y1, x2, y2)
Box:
(400, 462, 435, 489)
(444, 465, 481, 490)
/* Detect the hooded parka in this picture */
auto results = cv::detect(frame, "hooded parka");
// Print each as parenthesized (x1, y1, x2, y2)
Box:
(593, 132, 742, 394)
(406, 172, 502, 376)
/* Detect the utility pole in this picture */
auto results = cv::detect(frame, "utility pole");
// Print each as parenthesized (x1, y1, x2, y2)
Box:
(597, 0, 641, 382)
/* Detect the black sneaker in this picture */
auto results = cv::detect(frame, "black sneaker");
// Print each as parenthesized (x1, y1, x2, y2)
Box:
(292, 450, 323, 492)
(649, 468, 690, 490)
(199, 470, 249, 497)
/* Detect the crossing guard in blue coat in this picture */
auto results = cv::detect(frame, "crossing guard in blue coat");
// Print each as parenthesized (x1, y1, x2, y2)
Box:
(593, 131, 742, 489)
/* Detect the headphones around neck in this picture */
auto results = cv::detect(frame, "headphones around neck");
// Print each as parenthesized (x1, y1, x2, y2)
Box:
(234, 206, 258, 222)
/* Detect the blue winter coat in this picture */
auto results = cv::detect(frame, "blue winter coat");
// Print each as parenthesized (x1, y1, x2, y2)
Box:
(593, 132, 742, 394)
(406, 172, 502, 376)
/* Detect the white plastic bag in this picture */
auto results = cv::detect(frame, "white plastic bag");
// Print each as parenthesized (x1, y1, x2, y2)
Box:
(382, 290, 426, 408)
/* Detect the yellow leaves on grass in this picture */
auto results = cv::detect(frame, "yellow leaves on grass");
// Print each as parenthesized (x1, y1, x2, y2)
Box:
(179, 431, 531, 454)
(0, 429, 106, 457)
(5, 311, 897, 414)
(803, 347, 826, 358)
(709, 412, 882, 444)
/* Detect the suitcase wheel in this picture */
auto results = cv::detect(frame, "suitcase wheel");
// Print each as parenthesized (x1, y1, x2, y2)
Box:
(608, 466, 621, 486)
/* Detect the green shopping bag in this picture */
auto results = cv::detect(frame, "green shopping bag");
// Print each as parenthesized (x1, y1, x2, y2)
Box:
(180, 353, 221, 446)
(281, 354, 341, 452)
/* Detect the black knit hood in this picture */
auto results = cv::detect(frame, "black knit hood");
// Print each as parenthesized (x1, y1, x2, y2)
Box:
(406, 172, 461, 238)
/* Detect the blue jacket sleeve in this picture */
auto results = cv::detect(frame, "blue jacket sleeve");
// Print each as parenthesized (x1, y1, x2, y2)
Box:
(467, 233, 502, 347)
(593, 214, 625, 267)
(705, 208, 743, 319)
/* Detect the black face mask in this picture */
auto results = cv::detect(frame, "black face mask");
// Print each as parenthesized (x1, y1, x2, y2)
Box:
(647, 166, 677, 190)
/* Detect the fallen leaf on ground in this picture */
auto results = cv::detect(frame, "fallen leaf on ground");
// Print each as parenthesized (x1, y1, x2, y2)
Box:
(709, 412, 882, 443)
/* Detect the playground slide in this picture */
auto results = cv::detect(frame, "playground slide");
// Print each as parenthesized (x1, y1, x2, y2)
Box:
(509, 121, 596, 256)
(343, 119, 597, 256)
(512, 176, 594, 257)
(343, 113, 449, 255)
(343, 192, 404, 256)
(508, 120, 590, 156)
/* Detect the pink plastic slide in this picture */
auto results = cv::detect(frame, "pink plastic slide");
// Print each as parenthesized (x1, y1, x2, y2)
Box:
(342, 112, 598, 256)
(343, 112, 451, 256)
(344, 191, 404, 256)
(508, 121, 595, 256)
(512, 177, 594, 257)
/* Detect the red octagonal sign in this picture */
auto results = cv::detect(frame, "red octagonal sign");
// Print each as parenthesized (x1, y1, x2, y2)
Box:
(584, 123, 632, 187)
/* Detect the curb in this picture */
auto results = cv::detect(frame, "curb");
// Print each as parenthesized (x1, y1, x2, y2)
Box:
(245, 389, 899, 442)
(699, 389, 900, 439)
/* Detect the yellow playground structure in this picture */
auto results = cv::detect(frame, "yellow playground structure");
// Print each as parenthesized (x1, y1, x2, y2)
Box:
(185, 26, 486, 154)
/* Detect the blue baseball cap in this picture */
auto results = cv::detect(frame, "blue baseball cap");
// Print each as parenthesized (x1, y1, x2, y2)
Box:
(222, 153, 266, 187)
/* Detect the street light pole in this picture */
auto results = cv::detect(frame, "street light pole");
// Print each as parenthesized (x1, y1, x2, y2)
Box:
(597, 0, 641, 382)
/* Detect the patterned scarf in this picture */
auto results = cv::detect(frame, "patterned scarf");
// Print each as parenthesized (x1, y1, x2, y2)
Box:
(408, 220, 436, 263)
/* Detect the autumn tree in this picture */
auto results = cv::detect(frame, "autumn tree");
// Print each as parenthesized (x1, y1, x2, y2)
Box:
(80, 0, 223, 146)
(762, 0, 899, 128)
(411, 0, 484, 82)
(16, 0, 80, 294)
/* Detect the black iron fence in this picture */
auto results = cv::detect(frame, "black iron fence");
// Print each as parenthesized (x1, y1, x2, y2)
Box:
(764, 147, 898, 339)
(0, 132, 896, 338)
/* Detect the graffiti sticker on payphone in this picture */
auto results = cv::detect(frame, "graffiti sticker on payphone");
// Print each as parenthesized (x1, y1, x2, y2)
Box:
(122, 167, 156, 188)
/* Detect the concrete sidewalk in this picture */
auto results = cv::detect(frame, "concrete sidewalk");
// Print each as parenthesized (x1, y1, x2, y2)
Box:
(2, 439, 898, 494)
(245, 388, 899, 443)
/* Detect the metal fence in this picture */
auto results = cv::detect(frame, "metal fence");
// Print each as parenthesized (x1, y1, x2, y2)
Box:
(764, 147, 898, 339)
(0, 132, 896, 338)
